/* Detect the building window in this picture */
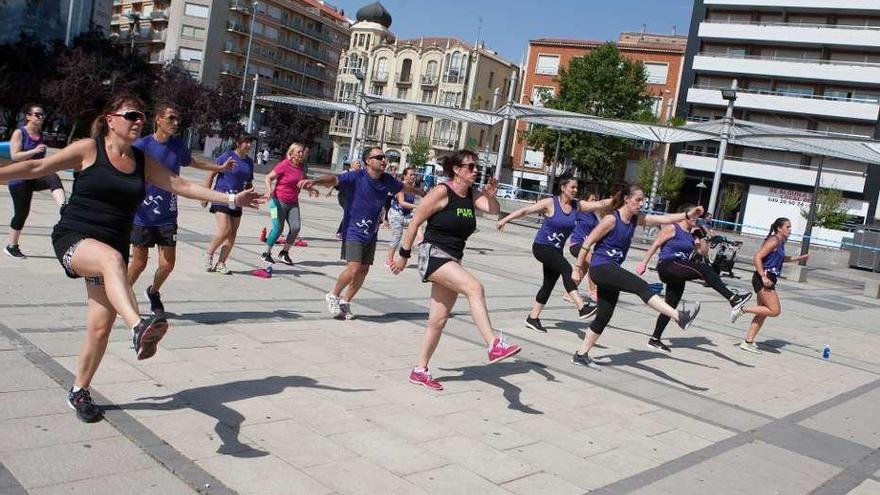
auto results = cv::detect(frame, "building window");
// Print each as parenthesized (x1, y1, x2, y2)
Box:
(487, 71, 494, 88)
(184, 2, 208, 18)
(179, 47, 203, 62)
(421, 89, 435, 103)
(397, 88, 408, 99)
(478, 130, 485, 147)
(440, 91, 460, 107)
(651, 97, 663, 117)
(644, 62, 669, 84)
(443, 51, 467, 83)
(416, 120, 430, 139)
(535, 55, 560, 75)
(181, 24, 205, 39)
(531, 86, 554, 107)
(370, 84, 384, 96)
(374, 57, 388, 80)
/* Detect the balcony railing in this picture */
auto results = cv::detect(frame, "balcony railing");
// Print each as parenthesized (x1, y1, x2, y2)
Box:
(702, 19, 880, 32)
(442, 73, 465, 84)
(386, 131, 404, 144)
(691, 84, 880, 104)
(678, 149, 865, 177)
(431, 135, 458, 147)
(696, 51, 880, 69)
(373, 71, 388, 82)
(329, 124, 352, 134)
(421, 74, 439, 86)
(396, 72, 413, 84)
(150, 10, 168, 21)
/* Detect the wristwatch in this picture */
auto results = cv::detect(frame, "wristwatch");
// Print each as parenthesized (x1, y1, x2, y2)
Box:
(227, 192, 237, 209)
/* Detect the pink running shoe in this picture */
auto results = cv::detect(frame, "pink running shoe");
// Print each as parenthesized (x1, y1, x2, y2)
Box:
(488, 336, 521, 364)
(409, 367, 443, 390)
(294, 238, 308, 247)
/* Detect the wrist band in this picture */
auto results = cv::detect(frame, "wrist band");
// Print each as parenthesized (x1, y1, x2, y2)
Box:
(685, 211, 690, 220)
(227, 192, 236, 209)
(398, 247, 412, 258)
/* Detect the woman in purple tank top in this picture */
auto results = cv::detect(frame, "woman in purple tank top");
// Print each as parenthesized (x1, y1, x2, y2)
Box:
(637, 205, 752, 353)
(570, 183, 704, 369)
(4, 102, 67, 259)
(731, 217, 808, 354)
(496, 176, 611, 333)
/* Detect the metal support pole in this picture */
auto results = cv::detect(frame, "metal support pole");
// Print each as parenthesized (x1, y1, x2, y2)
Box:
(347, 97, 361, 167)
(65, 0, 76, 46)
(480, 88, 501, 186)
(379, 111, 387, 151)
(707, 79, 737, 217)
(494, 69, 519, 181)
(247, 73, 258, 133)
(239, 1, 258, 109)
(800, 155, 825, 264)
(548, 129, 562, 195)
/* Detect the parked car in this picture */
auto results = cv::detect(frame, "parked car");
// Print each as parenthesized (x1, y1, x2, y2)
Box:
(496, 184, 517, 199)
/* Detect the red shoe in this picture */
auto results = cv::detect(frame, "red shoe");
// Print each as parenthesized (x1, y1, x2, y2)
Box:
(294, 238, 308, 247)
(488, 336, 521, 364)
(409, 367, 443, 390)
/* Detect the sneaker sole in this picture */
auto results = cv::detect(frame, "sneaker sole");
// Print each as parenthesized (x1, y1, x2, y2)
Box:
(739, 344, 762, 354)
(67, 398, 104, 423)
(408, 377, 443, 391)
(579, 307, 598, 320)
(647, 341, 672, 354)
(681, 302, 701, 331)
(488, 346, 521, 364)
(524, 321, 547, 333)
(137, 321, 169, 360)
(4, 250, 25, 259)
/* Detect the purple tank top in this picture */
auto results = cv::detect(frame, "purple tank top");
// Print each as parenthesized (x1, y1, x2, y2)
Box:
(570, 211, 599, 245)
(9, 125, 45, 186)
(534, 196, 577, 250)
(591, 210, 636, 266)
(659, 223, 694, 261)
(762, 235, 786, 276)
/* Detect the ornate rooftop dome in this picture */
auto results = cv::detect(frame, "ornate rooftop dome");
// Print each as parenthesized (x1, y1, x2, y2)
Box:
(355, 2, 392, 28)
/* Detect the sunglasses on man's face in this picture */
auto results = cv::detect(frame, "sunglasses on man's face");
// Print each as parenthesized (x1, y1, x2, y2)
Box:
(368, 154, 386, 161)
(111, 110, 146, 122)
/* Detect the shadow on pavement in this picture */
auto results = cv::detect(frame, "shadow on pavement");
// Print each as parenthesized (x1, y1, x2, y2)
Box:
(758, 338, 789, 354)
(596, 348, 716, 392)
(667, 336, 754, 368)
(438, 361, 556, 415)
(107, 375, 372, 458)
(170, 309, 302, 325)
(356, 311, 430, 323)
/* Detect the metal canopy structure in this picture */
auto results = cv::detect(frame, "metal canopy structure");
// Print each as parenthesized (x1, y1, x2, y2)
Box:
(256, 94, 880, 166)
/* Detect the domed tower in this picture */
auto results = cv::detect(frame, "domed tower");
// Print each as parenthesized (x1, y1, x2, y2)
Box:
(355, 2, 392, 30)
(348, 2, 393, 52)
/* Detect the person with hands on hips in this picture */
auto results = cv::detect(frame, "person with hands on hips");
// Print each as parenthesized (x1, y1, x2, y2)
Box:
(731, 217, 808, 354)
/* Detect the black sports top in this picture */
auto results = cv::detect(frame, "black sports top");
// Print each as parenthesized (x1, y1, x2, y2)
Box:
(54, 136, 146, 247)
(422, 183, 477, 259)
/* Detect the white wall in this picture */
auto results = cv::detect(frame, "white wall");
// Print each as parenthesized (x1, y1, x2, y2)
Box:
(741, 184, 865, 247)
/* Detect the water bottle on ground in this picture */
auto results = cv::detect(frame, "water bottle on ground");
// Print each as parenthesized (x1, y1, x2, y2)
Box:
(822, 345, 830, 360)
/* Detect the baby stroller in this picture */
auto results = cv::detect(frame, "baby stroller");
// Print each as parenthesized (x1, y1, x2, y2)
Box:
(709, 235, 742, 278)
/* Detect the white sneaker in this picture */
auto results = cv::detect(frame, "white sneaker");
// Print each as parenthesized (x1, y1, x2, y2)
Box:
(730, 307, 744, 324)
(325, 293, 342, 318)
(214, 262, 232, 275)
(739, 340, 761, 354)
(339, 300, 355, 320)
(204, 253, 215, 272)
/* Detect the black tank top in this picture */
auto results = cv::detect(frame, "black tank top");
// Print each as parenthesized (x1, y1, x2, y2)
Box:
(54, 136, 146, 245)
(423, 183, 477, 259)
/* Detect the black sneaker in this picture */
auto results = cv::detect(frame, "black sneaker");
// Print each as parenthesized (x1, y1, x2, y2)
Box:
(131, 314, 169, 360)
(260, 252, 275, 264)
(524, 316, 547, 333)
(647, 338, 672, 353)
(729, 292, 752, 313)
(676, 301, 701, 331)
(279, 251, 294, 265)
(145, 286, 165, 315)
(68, 387, 103, 423)
(571, 351, 601, 370)
(578, 303, 598, 320)
(4, 244, 26, 259)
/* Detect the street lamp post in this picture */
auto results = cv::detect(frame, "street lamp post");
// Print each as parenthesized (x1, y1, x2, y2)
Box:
(707, 79, 737, 217)
(800, 155, 826, 264)
(65, 0, 76, 47)
(239, 1, 259, 109)
(246, 73, 259, 133)
(494, 68, 519, 182)
(696, 179, 707, 207)
(125, 12, 141, 53)
(479, 87, 501, 187)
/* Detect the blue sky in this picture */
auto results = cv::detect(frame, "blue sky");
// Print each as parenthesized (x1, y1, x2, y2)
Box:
(330, 0, 696, 62)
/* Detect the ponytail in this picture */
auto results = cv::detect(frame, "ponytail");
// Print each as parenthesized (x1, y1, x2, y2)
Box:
(767, 217, 790, 239)
(609, 182, 643, 210)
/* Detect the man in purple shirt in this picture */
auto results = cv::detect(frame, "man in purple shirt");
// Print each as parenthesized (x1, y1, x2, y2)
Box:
(300, 146, 423, 319)
(127, 102, 234, 314)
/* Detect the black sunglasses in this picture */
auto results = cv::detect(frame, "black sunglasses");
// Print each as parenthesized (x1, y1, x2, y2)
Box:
(459, 162, 476, 171)
(29, 112, 46, 118)
(368, 154, 386, 161)
(111, 110, 146, 122)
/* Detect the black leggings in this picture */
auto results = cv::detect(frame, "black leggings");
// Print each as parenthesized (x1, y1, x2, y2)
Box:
(9, 175, 64, 230)
(589, 263, 656, 335)
(532, 243, 577, 305)
(652, 258, 734, 339)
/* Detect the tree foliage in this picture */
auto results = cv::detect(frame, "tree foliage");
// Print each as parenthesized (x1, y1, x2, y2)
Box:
(801, 187, 850, 230)
(407, 137, 431, 167)
(719, 183, 744, 218)
(261, 105, 324, 151)
(0, 34, 55, 137)
(635, 157, 686, 206)
(526, 43, 653, 190)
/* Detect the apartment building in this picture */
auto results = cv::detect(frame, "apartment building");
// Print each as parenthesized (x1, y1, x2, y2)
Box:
(327, 1, 520, 170)
(677, 0, 880, 234)
(0, 0, 112, 44)
(511, 33, 686, 192)
(110, 0, 349, 96)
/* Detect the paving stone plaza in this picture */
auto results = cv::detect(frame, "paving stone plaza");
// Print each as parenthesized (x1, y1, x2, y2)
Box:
(1, 168, 879, 494)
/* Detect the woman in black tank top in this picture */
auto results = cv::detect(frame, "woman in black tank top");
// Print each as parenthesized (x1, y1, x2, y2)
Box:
(390, 150, 521, 392)
(0, 94, 264, 423)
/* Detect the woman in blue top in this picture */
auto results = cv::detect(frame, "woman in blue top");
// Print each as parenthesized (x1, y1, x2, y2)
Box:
(203, 135, 256, 275)
(497, 176, 611, 333)
(637, 206, 752, 353)
(385, 166, 419, 268)
(568, 190, 602, 301)
(571, 183, 703, 369)
(731, 217, 808, 353)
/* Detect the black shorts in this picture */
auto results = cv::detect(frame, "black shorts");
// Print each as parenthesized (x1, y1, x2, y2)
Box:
(752, 271, 778, 293)
(340, 240, 376, 265)
(51, 228, 128, 282)
(209, 205, 243, 218)
(131, 224, 177, 247)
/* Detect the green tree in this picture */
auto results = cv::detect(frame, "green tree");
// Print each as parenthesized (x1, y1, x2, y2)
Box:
(0, 34, 55, 137)
(635, 157, 686, 205)
(261, 105, 324, 151)
(801, 187, 850, 230)
(527, 43, 653, 190)
(407, 137, 430, 167)
(719, 183, 744, 220)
